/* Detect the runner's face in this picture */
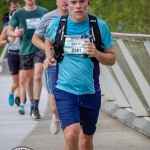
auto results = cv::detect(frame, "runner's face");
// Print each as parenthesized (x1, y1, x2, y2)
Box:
(68, 0, 89, 22)
(24, 0, 35, 5)
(9, 2, 20, 11)
(57, 0, 68, 11)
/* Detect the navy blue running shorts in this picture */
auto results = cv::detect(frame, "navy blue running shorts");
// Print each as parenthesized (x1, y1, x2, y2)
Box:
(54, 88, 101, 135)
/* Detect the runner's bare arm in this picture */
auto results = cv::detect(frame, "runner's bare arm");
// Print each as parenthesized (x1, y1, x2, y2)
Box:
(7, 26, 24, 37)
(0, 27, 8, 46)
(43, 38, 55, 69)
(32, 33, 45, 51)
(83, 41, 116, 66)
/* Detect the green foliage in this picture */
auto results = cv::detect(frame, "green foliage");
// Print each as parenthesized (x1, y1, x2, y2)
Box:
(0, 0, 56, 31)
(0, 0, 56, 54)
(0, 0, 149, 34)
(89, 0, 150, 34)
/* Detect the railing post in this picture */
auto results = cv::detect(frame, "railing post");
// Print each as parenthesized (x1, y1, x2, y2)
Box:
(0, 44, 8, 72)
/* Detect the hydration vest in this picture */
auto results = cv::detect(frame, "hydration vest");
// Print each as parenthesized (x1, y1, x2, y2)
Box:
(53, 14, 104, 62)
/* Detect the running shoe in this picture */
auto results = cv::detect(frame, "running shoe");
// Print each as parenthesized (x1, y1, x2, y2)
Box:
(15, 95, 27, 106)
(50, 114, 60, 135)
(18, 105, 25, 115)
(8, 93, 14, 106)
(15, 96, 20, 106)
(31, 106, 41, 120)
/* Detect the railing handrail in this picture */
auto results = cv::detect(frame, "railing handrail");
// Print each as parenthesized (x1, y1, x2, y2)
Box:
(101, 33, 150, 117)
(112, 32, 150, 39)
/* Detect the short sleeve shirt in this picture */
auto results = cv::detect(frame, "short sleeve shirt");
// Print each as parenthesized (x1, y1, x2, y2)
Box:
(10, 6, 48, 55)
(46, 15, 114, 95)
(34, 9, 59, 37)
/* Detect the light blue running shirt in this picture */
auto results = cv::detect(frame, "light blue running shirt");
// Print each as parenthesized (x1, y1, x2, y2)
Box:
(46, 15, 114, 95)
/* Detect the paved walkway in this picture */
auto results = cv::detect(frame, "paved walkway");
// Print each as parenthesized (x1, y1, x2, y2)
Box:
(0, 71, 150, 150)
(0, 74, 48, 150)
(22, 109, 150, 150)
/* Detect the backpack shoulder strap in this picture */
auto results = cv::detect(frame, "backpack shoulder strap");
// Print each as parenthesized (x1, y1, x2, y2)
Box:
(54, 15, 68, 45)
(53, 15, 68, 62)
(89, 14, 104, 52)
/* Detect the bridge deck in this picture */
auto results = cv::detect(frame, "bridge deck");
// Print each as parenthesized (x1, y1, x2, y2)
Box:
(0, 71, 150, 150)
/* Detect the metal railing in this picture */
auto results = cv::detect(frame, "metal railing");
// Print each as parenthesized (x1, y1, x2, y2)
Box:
(101, 32, 150, 116)
(0, 33, 150, 117)
(0, 44, 7, 72)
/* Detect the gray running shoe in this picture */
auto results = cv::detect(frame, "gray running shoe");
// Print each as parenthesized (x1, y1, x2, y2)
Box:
(31, 106, 41, 120)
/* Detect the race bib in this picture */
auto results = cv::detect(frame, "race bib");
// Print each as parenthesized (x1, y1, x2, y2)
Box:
(64, 35, 90, 55)
(26, 18, 41, 29)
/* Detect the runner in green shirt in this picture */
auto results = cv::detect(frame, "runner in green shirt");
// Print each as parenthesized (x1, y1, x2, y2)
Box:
(7, 0, 48, 120)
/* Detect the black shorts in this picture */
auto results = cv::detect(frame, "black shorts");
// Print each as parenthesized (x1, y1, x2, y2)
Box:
(20, 49, 45, 70)
(7, 50, 22, 75)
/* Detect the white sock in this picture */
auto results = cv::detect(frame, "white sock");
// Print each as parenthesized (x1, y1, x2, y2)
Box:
(20, 103, 24, 106)
(10, 91, 14, 95)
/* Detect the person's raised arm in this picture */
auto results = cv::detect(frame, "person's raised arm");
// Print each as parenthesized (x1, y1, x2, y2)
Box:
(7, 26, 24, 37)
(32, 34, 45, 51)
(95, 46, 116, 66)
(43, 38, 55, 69)
(84, 42, 116, 66)
(0, 27, 8, 46)
(0, 26, 19, 46)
